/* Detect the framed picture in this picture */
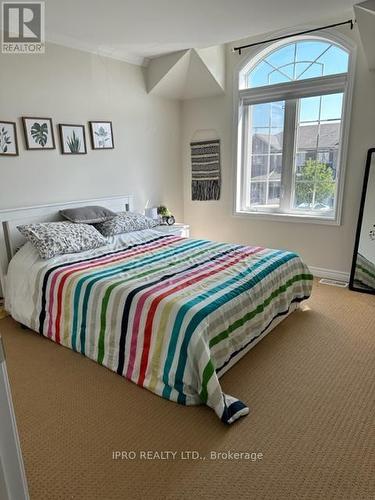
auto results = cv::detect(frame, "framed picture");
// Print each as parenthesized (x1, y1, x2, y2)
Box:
(0, 121, 19, 156)
(59, 124, 87, 154)
(22, 117, 55, 150)
(89, 121, 114, 150)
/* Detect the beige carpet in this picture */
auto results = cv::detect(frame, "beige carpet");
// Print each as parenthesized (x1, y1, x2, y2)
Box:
(1, 280, 374, 500)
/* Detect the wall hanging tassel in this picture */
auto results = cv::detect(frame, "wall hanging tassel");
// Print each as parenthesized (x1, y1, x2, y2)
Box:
(191, 139, 221, 201)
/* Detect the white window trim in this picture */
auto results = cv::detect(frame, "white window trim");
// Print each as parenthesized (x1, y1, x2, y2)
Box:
(232, 29, 357, 226)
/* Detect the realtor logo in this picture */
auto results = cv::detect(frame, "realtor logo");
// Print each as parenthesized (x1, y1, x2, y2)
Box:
(1, 2, 45, 53)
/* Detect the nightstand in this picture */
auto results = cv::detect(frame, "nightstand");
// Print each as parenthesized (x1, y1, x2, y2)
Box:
(153, 223, 190, 238)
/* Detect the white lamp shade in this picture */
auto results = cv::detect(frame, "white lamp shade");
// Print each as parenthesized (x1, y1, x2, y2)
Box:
(145, 207, 158, 219)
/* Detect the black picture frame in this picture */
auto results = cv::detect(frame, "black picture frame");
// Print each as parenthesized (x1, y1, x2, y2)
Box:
(89, 121, 114, 150)
(349, 148, 375, 295)
(22, 117, 56, 150)
(0, 121, 19, 156)
(58, 124, 87, 155)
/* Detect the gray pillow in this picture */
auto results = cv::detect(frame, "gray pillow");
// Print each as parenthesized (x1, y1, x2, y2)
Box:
(60, 205, 116, 224)
(17, 222, 107, 259)
(94, 211, 158, 237)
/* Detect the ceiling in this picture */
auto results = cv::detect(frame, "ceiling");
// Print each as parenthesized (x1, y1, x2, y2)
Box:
(44, 0, 358, 65)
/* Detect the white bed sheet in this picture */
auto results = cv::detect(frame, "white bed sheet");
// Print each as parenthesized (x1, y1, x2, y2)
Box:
(5, 229, 161, 325)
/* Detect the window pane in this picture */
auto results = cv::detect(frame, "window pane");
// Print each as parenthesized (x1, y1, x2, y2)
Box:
(294, 62, 313, 79)
(294, 181, 335, 209)
(292, 93, 343, 213)
(243, 39, 348, 89)
(296, 41, 330, 63)
(297, 124, 318, 150)
(270, 153, 283, 174)
(297, 64, 323, 80)
(268, 181, 281, 205)
(252, 128, 269, 153)
(316, 45, 349, 76)
(299, 96, 320, 122)
(266, 43, 295, 68)
(248, 61, 272, 89)
(320, 93, 343, 120)
(248, 101, 284, 208)
(252, 103, 271, 127)
(271, 102, 285, 128)
(251, 155, 268, 179)
(253, 128, 283, 153)
(250, 182, 267, 205)
(294, 182, 315, 207)
(318, 123, 340, 149)
(268, 71, 291, 85)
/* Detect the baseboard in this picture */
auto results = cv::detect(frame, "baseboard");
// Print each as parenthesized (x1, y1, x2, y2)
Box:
(309, 266, 350, 282)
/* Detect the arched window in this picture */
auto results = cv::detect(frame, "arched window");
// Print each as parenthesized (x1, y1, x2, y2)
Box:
(235, 35, 353, 222)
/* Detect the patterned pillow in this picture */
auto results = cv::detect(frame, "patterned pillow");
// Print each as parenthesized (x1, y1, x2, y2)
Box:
(94, 211, 158, 237)
(17, 222, 107, 259)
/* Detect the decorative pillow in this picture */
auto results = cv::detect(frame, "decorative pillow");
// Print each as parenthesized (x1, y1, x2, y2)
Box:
(94, 211, 158, 237)
(17, 222, 107, 259)
(60, 205, 116, 224)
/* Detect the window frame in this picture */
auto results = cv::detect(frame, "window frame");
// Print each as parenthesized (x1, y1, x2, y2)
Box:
(233, 32, 356, 225)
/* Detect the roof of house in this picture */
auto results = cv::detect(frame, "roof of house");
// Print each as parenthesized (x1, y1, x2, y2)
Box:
(254, 121, 341, 151)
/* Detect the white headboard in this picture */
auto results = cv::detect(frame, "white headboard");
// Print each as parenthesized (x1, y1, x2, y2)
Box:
(0, 195, 134, 298)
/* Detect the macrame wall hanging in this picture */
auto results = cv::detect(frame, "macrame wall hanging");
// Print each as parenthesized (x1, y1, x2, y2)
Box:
(190, 130, 221, 201)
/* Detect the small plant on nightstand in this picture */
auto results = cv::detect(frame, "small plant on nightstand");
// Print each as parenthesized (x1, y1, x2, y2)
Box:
(157, 206, 175, 226)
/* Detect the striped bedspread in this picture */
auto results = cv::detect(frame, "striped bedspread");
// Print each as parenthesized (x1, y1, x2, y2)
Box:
(353, 252, 375, 290)
(27, 234, 313, 423)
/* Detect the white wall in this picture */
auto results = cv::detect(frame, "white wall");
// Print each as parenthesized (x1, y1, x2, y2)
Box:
(0, 43, 183, 219)
(181, 23, 375, 274)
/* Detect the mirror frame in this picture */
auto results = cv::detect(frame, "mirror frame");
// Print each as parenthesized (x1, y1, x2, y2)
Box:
(349, 147, 375, 295)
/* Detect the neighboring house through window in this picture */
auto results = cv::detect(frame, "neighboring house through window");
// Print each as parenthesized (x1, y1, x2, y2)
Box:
(235, 33, 355, 223)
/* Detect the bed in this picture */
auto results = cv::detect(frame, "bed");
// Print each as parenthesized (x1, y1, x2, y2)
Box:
(1, 196, 313, 424)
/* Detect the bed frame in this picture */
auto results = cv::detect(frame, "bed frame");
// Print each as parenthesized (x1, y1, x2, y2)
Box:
(0, 195, 134, 298)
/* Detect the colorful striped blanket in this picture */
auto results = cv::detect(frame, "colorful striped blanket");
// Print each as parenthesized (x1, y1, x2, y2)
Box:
(353, 252, 375, 290)
(24, 233, 312, 423)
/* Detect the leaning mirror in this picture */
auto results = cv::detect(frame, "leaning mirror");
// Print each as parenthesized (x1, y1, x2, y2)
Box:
(349, 148, 375, 294)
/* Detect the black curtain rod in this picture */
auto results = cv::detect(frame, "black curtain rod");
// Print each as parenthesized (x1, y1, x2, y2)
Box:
(233, 19, 354, 55)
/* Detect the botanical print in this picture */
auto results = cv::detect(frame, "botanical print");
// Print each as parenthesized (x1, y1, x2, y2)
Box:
(95, 126, 109, 148)
(22, 117, 55, 150)
(59, 124, 87, 154)
(0, 121, 18, 156)
(0, 128, 11, 152)
(89, 121, 114, 149)
(67, 131, 81, 152)
(31, 122, 48, 147)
